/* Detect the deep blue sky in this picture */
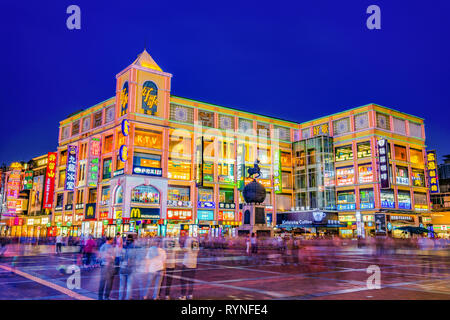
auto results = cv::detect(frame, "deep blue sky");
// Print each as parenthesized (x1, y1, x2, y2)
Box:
(1, 0, 449, 165)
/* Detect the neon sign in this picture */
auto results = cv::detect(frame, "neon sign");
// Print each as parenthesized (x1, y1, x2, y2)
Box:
(427, 150, 440, 194)
(142, 81, 158, 115)
(120, 82, 128, 117)
(88, 138, 101, 187)
(43, 152, 57, 209)
(64, 145, 78, 191)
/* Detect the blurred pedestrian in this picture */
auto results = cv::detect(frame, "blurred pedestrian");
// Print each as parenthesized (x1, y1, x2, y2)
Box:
(179, 236, 199, 300)
(118, 235, 138, 300)
(144, 240, 166, 300)
(98, 237, 115, 300)
(161, 236, 179, 300)
(56, 234, 63, 254)
(83, 235, 96, 268)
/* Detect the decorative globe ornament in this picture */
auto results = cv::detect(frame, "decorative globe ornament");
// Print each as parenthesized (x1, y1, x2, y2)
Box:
(243, 180, 266, 204)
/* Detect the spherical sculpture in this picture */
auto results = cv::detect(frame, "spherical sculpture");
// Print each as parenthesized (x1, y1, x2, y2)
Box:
(243, 180, 266, 204)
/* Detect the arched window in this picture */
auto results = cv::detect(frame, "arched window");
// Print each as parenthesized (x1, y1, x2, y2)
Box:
(131, 185, 160, 204)
(115, 185, 123, 204)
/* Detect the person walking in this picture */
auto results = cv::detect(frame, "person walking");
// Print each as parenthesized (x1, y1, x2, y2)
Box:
(83, 235, 96, 268)
(161, 236, 179, 300)
(143, 240, 166, 300)
(56, 234, 63, 254)
(179, 236, 199, 300)
(250, 233, 258, 254)
(118, 235, 138, 300)
(98, 237, 115, 300)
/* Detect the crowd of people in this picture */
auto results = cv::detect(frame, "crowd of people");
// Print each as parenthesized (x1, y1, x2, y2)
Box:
(93, 234, 200, 300)
(1, 231, 450, 300)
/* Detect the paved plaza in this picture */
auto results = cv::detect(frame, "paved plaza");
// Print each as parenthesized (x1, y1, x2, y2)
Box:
(0, 243, 450, 300)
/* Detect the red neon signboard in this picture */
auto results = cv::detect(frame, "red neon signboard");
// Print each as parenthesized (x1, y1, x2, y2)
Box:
(43, 152, 57, 209)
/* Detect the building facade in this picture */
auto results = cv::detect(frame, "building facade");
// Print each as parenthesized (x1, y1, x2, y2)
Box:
(0, 50, 435, 239)
(297, 104, 429, 238)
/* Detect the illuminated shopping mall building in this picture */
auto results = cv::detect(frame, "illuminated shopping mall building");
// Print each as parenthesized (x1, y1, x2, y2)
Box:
(54, 50, 296, 238)
(47, 50, 432, 238)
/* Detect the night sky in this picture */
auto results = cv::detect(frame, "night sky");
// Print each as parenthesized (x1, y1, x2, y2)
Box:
(1, 0, 449, 165)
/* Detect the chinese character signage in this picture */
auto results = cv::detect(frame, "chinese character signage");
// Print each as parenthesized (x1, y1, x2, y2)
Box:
(313, 123, 329, 136)
(120, 81, 128, 117)
(6, 164, 22, 213)
(142, 81, 158, 115)
(167, 209, 192, 220)
(237, 144, 245, 190)
(273, 149, 282, 194)
(426, 150, 440, 194)
(377, 139, 390, 189)
(88, 138, 101, 187)
(43, 152, 57, 209)
(64, 145, 78, 191)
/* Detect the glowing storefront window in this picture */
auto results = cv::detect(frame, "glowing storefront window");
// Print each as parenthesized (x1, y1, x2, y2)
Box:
(357, 142, 372, 159)
(131, 185, 160, 204)
(168, 159, 191, 180)
(101, 186, 110, 204)
(203, 162, 214, 182)
(134, 130, 162, 149)
(104, 135, 113, 153)
(396, 166, 409, 185)
(257, 147, 271, 164)
(394, 145, 407, 162)
(336, 167, 355, 186)
(410, 149, 424, 166)
(412, 169, 425, 187)
(335, 145, 353, 162)
(380, 190, 395, 208)
(133, 153, 161, 168)
(281, 152, 292, 167)
(218, 163, 234, 183)
(358, 164, 373, 183)
(219, 141, 235, 159)
(169, 133, 192, 157)
(360, 189, 375, 209)
(102, 158, 112, 179)
(198, 188, 214, 202)
(203, 139, 215, 158)
(398, 191, 411, 210)
(168, 186, 190, 202)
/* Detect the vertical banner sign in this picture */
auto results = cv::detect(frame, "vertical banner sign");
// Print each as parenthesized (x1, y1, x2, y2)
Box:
(64, 145, 78, 191)
(119, 119, 129, 163)
(120, 81, 129, 117)
(6, 163, 23, 213)
(88, 138, 101, 187)
(426, 150, 440, 194)
(195, 136, 204, 187)
(43, 152, 57, 209)
(23, 171, 33, 190)
(273, 149, 282, 194)
(377, 139, 390, 189)
(356, 211, 364, 238)
(237, 144, 245, 190)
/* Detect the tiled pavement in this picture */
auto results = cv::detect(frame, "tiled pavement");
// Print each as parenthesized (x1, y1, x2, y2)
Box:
(1, 245, 450, 300)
